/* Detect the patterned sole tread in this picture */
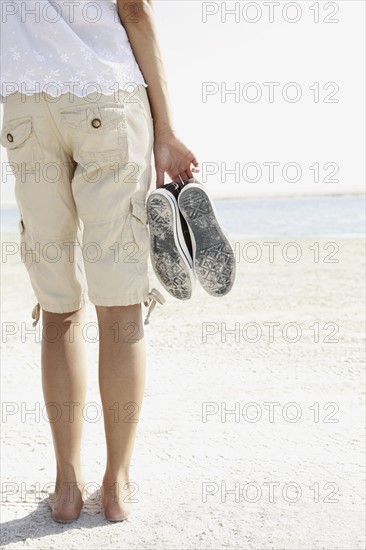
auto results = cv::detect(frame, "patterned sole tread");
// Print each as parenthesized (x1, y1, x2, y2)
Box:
(147, 194, 193, 300)
(178, 187, 236, 297)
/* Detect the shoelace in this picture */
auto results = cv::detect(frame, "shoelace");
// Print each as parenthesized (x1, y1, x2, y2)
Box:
(31, 288, 165, 328)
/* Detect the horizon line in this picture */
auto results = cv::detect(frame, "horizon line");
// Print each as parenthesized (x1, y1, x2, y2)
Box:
(1, 191, 364, 208)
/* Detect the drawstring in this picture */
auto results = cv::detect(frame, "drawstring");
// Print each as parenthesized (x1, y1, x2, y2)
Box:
(31, 291, 165, 328)
(32, 302, 41, 327)
(143, 288, 165, 325)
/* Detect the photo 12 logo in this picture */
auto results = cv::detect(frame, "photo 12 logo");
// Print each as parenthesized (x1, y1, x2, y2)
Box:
(201, 2, 340, 24)
(201, 480, 340, 504)
(202, 82, 340, 103)
(1, 479, 139, 504)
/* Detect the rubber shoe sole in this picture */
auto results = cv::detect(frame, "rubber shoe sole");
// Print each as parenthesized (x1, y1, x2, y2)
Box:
(147, 189, 195, 300)
(178, 183, 236, 297)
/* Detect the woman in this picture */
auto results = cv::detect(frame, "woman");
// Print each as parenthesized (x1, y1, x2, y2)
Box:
(0, 0, 199, 522)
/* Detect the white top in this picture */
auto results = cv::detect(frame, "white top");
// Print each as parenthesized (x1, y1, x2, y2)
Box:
(0, 0, 147, 102)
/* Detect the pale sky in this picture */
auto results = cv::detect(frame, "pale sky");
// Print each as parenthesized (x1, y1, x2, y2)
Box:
(1, 0, 365, 204)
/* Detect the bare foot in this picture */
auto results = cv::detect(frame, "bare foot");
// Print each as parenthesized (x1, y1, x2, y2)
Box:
(48, 480, 84, 523)
(101, 475, 135, 521)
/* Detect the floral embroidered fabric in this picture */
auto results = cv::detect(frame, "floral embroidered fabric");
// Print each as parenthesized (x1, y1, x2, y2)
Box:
(0, 0, 147, 101)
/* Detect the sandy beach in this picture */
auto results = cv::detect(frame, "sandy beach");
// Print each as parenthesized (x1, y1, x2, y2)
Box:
(1, 234, 365, 549)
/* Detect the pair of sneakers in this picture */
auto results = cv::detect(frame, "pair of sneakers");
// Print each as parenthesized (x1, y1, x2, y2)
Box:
(146, 178, 236, 300)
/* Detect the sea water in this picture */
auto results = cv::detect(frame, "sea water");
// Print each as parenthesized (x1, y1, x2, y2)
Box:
(1, 195, 364, 238)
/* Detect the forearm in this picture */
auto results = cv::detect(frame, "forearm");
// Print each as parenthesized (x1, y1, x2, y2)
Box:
(117, 0, 174, 137)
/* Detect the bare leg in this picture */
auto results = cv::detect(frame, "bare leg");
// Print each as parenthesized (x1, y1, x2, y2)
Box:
(96, 304, 146, 521)
(41, 307, 87, 522)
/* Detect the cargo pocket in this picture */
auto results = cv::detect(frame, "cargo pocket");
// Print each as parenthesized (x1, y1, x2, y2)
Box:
(17, 216, 41, 326)
(18, 216, 35, 272)
(60, 104, 128, 165)
(123, 198, 150, 273)
(0, 117, 43, 168)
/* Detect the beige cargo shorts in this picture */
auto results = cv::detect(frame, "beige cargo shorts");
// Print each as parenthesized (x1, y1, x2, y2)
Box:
(0, 85, 154, 316)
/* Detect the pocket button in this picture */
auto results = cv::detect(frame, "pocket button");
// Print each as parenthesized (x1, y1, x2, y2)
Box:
(91, 118, 101, 128)
(7, 133, 14, 142)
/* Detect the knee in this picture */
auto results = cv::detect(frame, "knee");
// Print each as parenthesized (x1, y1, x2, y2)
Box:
(42, 306, 85, 326)
(95, 304, 143, 330)
(95, 304, 141, 316)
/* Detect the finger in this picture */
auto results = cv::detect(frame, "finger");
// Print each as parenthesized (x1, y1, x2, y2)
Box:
(186, 166, 194, 179)
(182, 171, 192, 184)
(191, 156, 199, 168)
(181, 158, 195, 181)
(156, 168, 165, 188)
(180, 159, 193, 180)
(191, 156, 200, 173)
(185, 170, 193, 182)
(177, 172, 189, 184)
(168, 169, 185, 183)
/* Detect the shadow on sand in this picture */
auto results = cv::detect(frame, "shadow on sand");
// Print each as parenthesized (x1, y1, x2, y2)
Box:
(0, 491, 129, 546)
